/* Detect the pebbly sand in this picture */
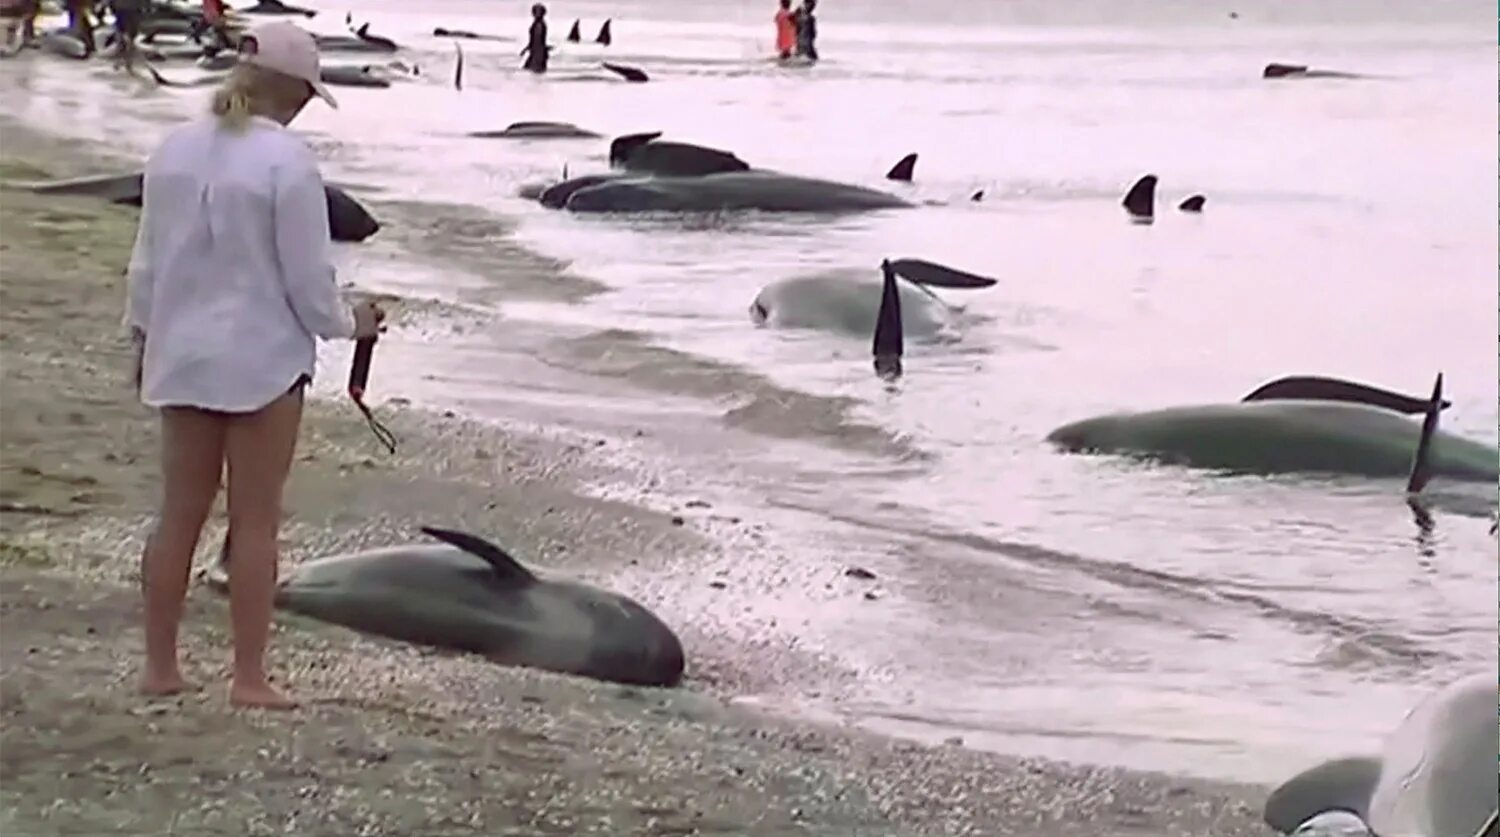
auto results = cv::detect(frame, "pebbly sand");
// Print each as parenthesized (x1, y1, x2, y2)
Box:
(0, 118, 1274, 836)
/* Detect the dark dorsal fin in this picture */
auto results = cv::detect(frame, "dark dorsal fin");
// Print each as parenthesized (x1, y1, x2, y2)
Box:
(1241, 375, 1451, 415)
(609, 131, 662, 165)
(356, 22, 369, 38)
(873, 260, 904, 380)
(420, 526, 537, 586)
(603, 62, 648, 82)
(886, 153, 917, 182)
(595, 19, 612, 45)
(1122, 174, 1156, 219)
(1179, 194, 1206, 212)
(567, 20, 581, 41)
(1405, 372, 1443, 494)
(970, 189, 985, 202)
(888, 257, 997, 289)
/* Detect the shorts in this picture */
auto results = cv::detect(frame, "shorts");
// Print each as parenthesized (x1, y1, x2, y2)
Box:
(113, 8, 140, 40)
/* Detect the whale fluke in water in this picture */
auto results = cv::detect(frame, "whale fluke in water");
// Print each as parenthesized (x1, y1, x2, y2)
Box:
(602, 61, 647, 82)
(1404, 373, 1443, 494)
(1240, 375, 1452, 415)
(886, 153, 917, 182)
(595, 19, 612, 46)
(1178, 194, 1205, 212)
(873, 260, 904, 380)
(1122, 174, 1156, 222)
(567, 20, 581, 42)
(887, 258, 997, 289)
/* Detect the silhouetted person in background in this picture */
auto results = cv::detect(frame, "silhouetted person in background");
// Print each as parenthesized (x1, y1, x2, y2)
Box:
(521, 2, 549, 73)
(793, 0, 818, 61)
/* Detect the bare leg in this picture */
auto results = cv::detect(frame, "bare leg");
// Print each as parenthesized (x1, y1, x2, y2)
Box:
(140, 407, 226, 696)
(224, 389, 303, 709)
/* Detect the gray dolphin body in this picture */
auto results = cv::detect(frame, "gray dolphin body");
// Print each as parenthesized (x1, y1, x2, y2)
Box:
(1046, 378, 1497, 483)
(564, 170, 913, 213)
(1264, 671, 1497, 837)
(469, 121, 601, 139)
(751, 259, 997, 340)
(11, 171, 381, 243)
(258, 527, 686, 687)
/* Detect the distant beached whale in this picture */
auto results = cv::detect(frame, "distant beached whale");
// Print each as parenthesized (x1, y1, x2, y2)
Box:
(212, 527, 686, 688)
(751, 258, 997, 342)
(237, 0, 317, 17)
(1046, 374, 1497, 484)
(1263, 670, 1497, 837)
(9, 171, 381, 243)
(469, 121, 601, 139)
(1263, 63, 1370, 80)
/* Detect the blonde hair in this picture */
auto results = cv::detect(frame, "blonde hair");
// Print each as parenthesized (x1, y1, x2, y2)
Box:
(210, 63, 311, 131)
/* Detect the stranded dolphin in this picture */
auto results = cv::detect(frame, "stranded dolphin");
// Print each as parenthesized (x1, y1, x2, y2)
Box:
(1263, 670, 1497, 837)
(213, 526, 686, 687)
(469, 121, 601, 139)
(10, 171, 381, 243)
(751, 258, 997, 342)
(1045, 374, 1497, 483)
(1263, 63, 1369, 80)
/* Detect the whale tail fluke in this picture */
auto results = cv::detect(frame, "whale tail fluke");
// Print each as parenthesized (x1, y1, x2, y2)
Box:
(873, 260, 904, 380)
(1123, 174, 1157, 221)
(888, 257, 997, 289)
(1241, 375, 1451, 415)
(1404, 372, 1443, 495)
(886, 153, 917, 182)
(420, 526, 538, 586)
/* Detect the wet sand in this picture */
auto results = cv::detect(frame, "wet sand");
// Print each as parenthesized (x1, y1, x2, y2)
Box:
(0, 119, 1272, 835)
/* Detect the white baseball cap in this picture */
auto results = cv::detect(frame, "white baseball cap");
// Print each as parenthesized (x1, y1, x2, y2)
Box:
(238, 20, 338, 109)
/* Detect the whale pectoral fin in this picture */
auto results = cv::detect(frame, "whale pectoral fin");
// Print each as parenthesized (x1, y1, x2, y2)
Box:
(419, 526, 538, 586)
(1404, 372, 1443, 495)
(888, 258, 998, 289)
(1263, 756, 1383, 834)
(1240, 375, 1451, 415)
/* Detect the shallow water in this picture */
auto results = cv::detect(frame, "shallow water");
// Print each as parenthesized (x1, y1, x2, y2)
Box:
(2, 0, 1495, 786)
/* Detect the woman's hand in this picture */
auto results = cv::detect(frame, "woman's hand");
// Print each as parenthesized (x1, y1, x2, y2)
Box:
(351, 301, 386, 339)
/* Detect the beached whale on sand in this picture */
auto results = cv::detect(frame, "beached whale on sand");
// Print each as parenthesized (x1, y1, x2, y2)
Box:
(469, 121, 601, 139)
(1263, 670, 1497, 837)
(751, 258, 997, 342)
(9, 171, 381, 243)
(213, 527, 686, 688)
(1046, 374, 1497, 483)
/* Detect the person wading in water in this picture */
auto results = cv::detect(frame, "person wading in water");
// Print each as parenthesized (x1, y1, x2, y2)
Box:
(520, 2, 549, 73)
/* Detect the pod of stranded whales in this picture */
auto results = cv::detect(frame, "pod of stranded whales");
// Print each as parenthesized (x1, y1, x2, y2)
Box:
(19, 6, 1496, 825)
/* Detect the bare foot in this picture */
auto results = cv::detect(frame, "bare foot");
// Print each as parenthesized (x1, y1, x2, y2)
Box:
(139, 672, 189, 697)
(229, 681, 298, 710)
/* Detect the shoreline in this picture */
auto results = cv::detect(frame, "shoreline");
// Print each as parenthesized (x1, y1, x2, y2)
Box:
(0, 111, 1272, 835)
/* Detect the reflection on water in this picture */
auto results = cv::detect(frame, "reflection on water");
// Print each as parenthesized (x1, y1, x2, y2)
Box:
(1, 0, 1494, 785)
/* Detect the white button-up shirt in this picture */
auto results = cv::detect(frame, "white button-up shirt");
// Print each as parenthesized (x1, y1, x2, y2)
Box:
(124, 114, 356, 414)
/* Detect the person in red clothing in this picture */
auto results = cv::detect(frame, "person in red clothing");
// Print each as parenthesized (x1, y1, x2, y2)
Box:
(773, 0, 795, 60)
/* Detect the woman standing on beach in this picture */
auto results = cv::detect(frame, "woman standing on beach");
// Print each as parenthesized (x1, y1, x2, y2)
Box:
(125, 21, 384, 709)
